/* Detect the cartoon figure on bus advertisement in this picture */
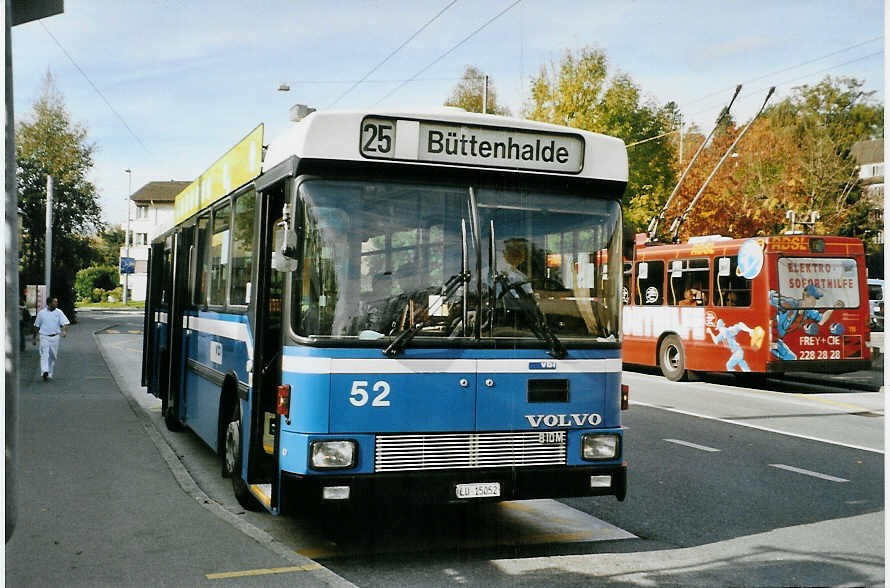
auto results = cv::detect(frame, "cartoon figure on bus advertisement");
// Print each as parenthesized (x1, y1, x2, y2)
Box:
(768, 284, 842, 360)
(706, 319, 765, 372)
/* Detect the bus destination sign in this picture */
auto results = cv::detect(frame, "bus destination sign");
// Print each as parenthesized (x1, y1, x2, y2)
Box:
(360, 117, 584, 174)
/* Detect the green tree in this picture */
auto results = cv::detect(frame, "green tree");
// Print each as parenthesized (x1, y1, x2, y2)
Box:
(767, 76, 883, 246)
(444, 66, 511, 115)
(522, 47, 679, 227)
(17, 72, 103, 319)
(91, 226, 126, 267)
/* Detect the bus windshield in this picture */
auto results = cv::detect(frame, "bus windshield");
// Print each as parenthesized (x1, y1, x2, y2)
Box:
(295, 178, 622, 346)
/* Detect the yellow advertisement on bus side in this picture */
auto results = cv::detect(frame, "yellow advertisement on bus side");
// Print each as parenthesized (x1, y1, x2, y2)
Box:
(174, 124, 264, 224)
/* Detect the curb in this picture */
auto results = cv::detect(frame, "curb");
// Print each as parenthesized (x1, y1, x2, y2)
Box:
(92, 331, 356, 588)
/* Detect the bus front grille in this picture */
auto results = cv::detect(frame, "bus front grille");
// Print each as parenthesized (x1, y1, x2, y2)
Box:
(375, 432, 567, 472)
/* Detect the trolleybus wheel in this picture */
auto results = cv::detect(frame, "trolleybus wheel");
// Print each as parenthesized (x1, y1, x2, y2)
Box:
(224, 402, 262, 511)
(659, 334, 687, 382)
(161, 395, 183, 432)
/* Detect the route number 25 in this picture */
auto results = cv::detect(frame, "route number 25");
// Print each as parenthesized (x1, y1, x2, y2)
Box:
(349, 380, 391, 407)
(361, 120, 394, 156)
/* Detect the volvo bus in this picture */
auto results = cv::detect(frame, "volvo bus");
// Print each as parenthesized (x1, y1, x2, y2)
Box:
(143, 109, 629, 514)
(623, 233, 871, 381)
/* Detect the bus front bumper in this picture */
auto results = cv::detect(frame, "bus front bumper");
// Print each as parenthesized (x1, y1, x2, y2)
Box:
(279, 464, 626, 511)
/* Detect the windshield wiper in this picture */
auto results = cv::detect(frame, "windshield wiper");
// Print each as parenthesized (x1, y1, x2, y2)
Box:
(494, 273, 567, 359)
(383, 269, 471, 357)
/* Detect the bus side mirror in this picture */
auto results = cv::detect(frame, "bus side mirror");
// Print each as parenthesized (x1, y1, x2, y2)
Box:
(271, 227, 298, 273)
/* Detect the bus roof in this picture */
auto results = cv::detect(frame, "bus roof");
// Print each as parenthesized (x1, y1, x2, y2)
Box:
(263, 108, 628, 183)
(635, 234, 865, 259)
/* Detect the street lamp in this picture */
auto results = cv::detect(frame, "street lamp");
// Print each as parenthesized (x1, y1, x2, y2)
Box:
(123, 169, 132, 305)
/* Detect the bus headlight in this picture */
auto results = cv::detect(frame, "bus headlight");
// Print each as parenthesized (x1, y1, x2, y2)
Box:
(310, 440, 357, 469)
(581, 434, 619, 461)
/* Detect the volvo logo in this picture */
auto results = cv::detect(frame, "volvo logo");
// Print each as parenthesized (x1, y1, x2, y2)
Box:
(525, 413, 602, 428)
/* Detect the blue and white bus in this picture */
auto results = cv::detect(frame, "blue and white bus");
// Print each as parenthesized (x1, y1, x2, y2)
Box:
(143, 109, 629, 514)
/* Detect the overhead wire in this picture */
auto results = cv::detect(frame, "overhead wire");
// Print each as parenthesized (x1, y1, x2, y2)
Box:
(39, 22, 152, 156)
(684, 35, 882, 107)
(373, 0, 522, 106)
(628, 47, 883, 149)
(326, 0, 458, 108)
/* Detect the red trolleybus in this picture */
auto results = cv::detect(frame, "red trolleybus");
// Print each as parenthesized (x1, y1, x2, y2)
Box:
(622, 234, 871, 381)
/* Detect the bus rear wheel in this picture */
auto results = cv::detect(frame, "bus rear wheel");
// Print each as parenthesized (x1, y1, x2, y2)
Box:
(224, 402, 263, 511)
(659, 335, 687, 382)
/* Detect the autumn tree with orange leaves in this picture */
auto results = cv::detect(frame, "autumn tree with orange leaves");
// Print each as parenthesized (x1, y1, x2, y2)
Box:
(659, 77, 882, 247)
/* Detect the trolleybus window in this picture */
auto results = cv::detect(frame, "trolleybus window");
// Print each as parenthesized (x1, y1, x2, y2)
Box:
(668, 258, 709, 306)
(634, 260, 664, 305)
(713, 255, 752, 306)
(193, 214, 209, 306)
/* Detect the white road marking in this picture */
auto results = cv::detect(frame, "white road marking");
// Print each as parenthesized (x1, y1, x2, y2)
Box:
(768, 463, 849, 483)
(664, 438, 721, 452)
(632, 401, 884, 454)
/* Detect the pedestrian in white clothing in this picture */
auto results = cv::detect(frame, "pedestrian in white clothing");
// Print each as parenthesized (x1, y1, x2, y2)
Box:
(33, 297, 69, 381)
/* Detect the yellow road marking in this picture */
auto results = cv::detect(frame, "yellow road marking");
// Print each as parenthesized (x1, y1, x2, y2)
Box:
(791, 393, 883, 414)
(206, 564, 321, 580)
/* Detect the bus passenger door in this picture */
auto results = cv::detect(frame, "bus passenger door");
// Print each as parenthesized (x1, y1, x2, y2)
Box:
(246, 182, 287, 506)
(164, 228, 191, 424)
(144, 242, 165, 394)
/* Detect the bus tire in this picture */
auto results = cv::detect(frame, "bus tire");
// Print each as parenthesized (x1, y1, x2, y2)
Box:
(659, 334, 687, 382)
(161, 395, 183, 432)
(224, 401, 263, 512)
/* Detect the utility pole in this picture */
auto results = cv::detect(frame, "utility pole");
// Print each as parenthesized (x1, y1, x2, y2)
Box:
(123, 169, 132, 305)
(44, 175, 52, 295)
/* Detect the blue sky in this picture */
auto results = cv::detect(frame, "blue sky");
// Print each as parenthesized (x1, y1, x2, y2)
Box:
(11, 0, 884, 226)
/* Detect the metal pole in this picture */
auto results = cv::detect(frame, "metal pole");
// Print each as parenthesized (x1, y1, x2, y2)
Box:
(123, 169, 131, 305)
(45, 175, 52, 294)
(482, 75, 488, 114)
(5, 0, 18, 542)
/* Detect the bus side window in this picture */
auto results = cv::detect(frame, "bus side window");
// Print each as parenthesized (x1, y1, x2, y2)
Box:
(713, 255, 752, 306)
(194, 214, 210, 307)
(230, 190, 256, 306)
(635, 260, 664, 305)
(209, 202, 231, 306)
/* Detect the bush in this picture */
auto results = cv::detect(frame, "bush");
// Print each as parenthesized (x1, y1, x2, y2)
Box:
(106, 287, 123, 302)
(75, 266, 119, 301)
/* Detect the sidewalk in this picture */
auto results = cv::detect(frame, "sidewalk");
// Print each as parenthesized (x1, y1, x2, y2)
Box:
(5, 314, 341, 587)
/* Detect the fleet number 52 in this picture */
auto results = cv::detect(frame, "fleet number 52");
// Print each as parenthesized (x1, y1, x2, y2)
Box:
(349, 380, 391, 407)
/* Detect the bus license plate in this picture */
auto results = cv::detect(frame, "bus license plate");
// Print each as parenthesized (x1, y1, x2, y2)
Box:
(455, 482, 501, 499)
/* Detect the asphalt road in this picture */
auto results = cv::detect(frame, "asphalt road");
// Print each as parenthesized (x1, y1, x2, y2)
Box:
(11, 308, 882, 587)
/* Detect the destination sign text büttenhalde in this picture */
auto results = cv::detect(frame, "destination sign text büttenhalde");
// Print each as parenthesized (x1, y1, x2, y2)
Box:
(359, 117, 584, 173)
(426, 129, 571, 164)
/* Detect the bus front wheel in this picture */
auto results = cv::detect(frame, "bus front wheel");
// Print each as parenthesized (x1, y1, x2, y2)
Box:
(224, 402, 262, 511)
(659, 335, 687, 382)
